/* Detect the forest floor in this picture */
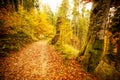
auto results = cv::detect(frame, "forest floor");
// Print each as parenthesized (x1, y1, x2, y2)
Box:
(0, 40, 96, 80)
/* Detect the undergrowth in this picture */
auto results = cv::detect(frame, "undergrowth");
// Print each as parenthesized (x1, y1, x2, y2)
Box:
(0, 32, 33, 57)
(0, 5, 55, 57)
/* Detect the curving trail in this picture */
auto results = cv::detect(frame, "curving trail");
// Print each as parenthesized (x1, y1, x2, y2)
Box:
(0, 40, 96, 80)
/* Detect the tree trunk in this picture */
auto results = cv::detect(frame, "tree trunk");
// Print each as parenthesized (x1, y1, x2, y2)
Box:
(13, 0, 18, 11)
(94, 6, 120, 80)
(51, 17, 62, 44)
(81, 0, 111, 74)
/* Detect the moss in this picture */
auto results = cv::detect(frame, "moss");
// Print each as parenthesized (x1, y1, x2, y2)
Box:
(88, 50, 102, 73)
(93, 39, 104, 50)
(81, 38, 104, 73)
(95, 60, 120, 80)
(81, 37, 94, 71)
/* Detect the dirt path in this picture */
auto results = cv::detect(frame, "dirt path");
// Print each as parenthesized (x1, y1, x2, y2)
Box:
(0, 40, 96, 80)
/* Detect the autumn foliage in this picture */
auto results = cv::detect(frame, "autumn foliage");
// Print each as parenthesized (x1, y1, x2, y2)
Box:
(0, 5, 55, 56)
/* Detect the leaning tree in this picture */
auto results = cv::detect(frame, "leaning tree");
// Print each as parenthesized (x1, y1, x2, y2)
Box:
(81, 0, 120, 79)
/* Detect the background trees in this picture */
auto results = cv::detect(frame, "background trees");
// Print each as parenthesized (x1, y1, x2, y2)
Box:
(72, 0, 90, 52)
(0, 0, 38, 11)
(0, 0, 55, 56)
(57, 0, 69, 19)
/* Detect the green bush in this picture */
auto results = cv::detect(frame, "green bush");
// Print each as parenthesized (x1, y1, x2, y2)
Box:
(55, 44, 79, 59)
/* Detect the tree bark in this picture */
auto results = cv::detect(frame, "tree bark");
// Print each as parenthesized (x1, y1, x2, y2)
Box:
(94, 7, 120, 80)
(81, 0, 111, 74)
(51, 17, 62, 44)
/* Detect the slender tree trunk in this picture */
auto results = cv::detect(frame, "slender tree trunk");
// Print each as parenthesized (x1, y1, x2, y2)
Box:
(13, 0, 18, 11)
(81, 0, 111, 74)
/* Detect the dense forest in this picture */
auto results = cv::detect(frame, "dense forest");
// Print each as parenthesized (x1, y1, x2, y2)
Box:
(0, 0, 120, 80)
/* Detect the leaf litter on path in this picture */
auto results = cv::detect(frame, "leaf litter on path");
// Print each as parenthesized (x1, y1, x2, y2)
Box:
(0, 40, 96, 80)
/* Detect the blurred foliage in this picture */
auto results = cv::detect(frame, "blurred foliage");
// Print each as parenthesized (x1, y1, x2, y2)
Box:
(71, 0, 90, 55)
(52, 0, 90, 59)
(57, 0, 69, 19)
(42, 4, 55, 26)
(0, 2, 90, 60)
(52, 18, 80, 59)
(0, 5, 55, 57)
(78, 14, 90, 54)
(57, 19, 73, 45)
(61, 44, 79, 59)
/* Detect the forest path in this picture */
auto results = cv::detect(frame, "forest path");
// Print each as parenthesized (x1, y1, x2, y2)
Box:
(0, 40, 95, 80)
